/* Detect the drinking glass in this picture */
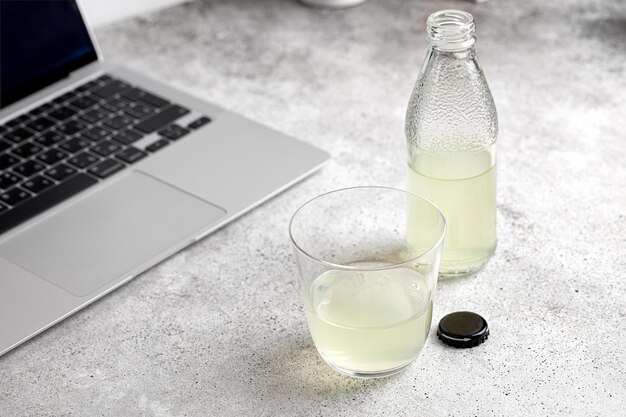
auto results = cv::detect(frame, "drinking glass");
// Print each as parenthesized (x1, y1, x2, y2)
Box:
(289, 186, 446, 378)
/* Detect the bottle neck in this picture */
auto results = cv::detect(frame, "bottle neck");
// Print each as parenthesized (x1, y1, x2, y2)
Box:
(427, 10, 476, 52)
(428, 47, 476, 60)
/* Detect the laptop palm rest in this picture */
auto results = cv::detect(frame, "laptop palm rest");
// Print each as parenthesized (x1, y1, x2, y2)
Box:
(0, 171, 226, 297)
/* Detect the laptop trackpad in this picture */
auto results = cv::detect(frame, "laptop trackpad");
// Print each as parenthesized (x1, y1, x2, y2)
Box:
(0, 172, 226, 297)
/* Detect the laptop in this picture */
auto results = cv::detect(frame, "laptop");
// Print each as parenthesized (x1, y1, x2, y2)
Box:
(0, 1, 328, 356)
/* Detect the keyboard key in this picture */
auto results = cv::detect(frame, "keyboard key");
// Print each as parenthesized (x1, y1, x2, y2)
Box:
(116, 146, 147, 164)
(35, 131, 65, 147)
(82, 80, 100, 90)
(61, 137, 90, 153)
(14, 160, 46, 177)
(158, 124, 190, 140)
(0, 203, 7, 213)
(12, 142, 43, 158)
(96, 75, 113, 83)
(124, 102, 154, 119)
(69, 95, 99, 110)
(68, 151, 99, 169)
(88, 158, 125, 178)
(101, 97, 131, 112)
(0, 126, 7, 135)
(83, 126, 112, 141)
(123, 88, 169, 108)
(80, 108, 108, 124)
(135, 105, 189, 133)
(104, 115, 132, 130)
(146, 139, 169, 152)
(37, 149, 67, 165)
(0, 154, 19, 170)
(0, 187, 31, 206)
(0, 174, 97, 234)
(112, 129, 142, 145)
(0, 139, 11, 153)
(0, 172, 21, 190)
(188, 116, 212, 129)
(58, 120, 87, 135)
(52, 92, 77, 105)
(6, 115, 31, 129)
(91, 140, 121, 156)
(46, 164, 77, 181)
(48, 106, 77, 121)
(22, 175, 55, 194)
(93, 80, 130, 98)
(26, 116, 56, 132)
(29, 103, 54, 116)
(60, 91, 78, 101)
(75, 84, 91, 93)
(4, 128, 35, 144)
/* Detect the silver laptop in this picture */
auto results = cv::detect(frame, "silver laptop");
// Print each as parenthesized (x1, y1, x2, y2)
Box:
(0, 1, 328, 356)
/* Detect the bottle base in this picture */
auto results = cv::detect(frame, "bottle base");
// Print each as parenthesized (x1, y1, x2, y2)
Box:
(438, 245, 496, 278)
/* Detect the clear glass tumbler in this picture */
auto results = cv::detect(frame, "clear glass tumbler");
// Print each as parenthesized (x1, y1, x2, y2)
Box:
(289, 187, 446, 378)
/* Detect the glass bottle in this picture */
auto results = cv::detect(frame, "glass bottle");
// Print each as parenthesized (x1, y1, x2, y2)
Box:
(405, 10, 498, 277)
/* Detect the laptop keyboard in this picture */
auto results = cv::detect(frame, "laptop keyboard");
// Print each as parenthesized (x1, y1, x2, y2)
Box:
(0, 74, 212, 235)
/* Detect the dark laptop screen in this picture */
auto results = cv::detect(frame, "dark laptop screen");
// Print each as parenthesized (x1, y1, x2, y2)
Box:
(0, 0, 97, 109)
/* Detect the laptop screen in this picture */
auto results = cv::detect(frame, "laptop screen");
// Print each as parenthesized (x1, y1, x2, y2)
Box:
(0, 0, 97, 109)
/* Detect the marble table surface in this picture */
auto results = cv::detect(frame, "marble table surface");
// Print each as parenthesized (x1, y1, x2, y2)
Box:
(2, 0, 625, 415)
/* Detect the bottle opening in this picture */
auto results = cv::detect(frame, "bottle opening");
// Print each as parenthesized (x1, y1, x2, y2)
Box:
(427, 10, 476, 51)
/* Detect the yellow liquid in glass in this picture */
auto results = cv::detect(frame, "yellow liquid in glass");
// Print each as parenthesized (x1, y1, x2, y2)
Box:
(407, 149, 496, 276)
(305, 268, 433, 376)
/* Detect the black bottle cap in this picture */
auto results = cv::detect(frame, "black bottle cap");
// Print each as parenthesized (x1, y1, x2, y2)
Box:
(437, 311, 489, 348)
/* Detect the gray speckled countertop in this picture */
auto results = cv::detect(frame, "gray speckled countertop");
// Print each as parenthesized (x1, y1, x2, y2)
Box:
(2, 0, 625, 415)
